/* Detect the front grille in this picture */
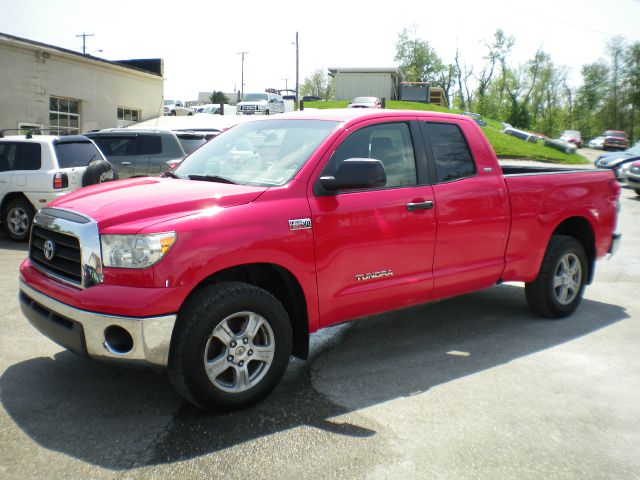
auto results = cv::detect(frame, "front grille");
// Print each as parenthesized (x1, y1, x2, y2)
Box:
(241, 105, 256, 112)
(30, 225, 82, 285)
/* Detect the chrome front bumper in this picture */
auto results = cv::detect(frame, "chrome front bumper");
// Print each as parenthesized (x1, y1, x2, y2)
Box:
(19, 280, 176, 368)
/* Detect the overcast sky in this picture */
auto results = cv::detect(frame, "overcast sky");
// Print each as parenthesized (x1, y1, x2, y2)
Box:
(2, 0, 639, 100)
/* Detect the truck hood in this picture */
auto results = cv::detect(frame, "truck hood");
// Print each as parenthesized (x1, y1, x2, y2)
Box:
(47, 177, 267, 230)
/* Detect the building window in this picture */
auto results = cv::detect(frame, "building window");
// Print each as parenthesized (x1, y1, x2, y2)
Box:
(49, 96, 80, 135)
(117, 107, 140, 127)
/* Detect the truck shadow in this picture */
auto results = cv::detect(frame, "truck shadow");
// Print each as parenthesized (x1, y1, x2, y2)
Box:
(0, 284, 628, 469)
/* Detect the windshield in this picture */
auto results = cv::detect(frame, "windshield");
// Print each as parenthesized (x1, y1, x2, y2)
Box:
(626, 143, 640, 155)
(164, 100, 174, 106)
(173, 119, 337, 186)
(605, 130, 627, 137)
(244, 93, 269, 101)
(354, 97, 377, 103)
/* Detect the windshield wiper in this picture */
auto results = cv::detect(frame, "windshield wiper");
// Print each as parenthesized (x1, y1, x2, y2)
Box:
(162, 171, 180, 178)
(188, 174, 237, 184)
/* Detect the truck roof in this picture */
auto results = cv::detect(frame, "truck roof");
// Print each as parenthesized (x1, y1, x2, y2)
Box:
(275, 108, 468, 123)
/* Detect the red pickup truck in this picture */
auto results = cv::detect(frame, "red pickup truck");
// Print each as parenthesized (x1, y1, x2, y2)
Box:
(19, 109, 621, 411)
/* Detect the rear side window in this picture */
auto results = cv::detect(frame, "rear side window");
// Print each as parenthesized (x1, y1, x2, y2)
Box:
(0, 142, 41, 171)
(176, 135, 206, 154)
(425, 123, 476, 183)
(137, 135, 162, 155)
(54, 142, 102, 168)
(90, 136, 136, 156)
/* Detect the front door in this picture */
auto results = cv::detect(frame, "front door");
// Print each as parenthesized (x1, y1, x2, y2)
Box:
(309, 121, 436, 327)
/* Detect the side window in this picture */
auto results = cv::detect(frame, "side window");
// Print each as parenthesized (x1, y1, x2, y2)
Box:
(323, 123, 417, 188)
(137, 135, 162, 155)
(0, 143, 41, 171)
(425, 123, 476, 183)
(92, 136, 136, 156)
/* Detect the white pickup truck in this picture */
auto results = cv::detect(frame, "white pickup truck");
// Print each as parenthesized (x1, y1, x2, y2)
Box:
(0, 133, 117, 241)
(163, 100, 195, 116)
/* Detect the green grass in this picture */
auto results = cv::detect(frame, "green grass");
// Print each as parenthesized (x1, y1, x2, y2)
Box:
(302, 100, 589, 164)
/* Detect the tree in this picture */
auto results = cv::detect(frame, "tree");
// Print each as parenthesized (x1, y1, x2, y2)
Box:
(476, 29, 514, 116)
(624, 42, 640, 143)
(209, 90, 229, 104)
(394, 26, 457, 105)
(300, 69, 333, 99)
(394, 26, 444, 83)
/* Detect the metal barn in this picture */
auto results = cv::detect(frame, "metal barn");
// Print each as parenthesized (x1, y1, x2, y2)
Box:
(328, 68, 401, 101)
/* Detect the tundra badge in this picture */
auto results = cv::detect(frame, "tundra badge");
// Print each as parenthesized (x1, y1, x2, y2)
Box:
(289, 218, 312, 230)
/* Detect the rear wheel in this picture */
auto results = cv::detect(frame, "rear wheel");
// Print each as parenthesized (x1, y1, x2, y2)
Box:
(525, 235, 587, 318)
(634, 189, 640, 196)
(168, 282, 292, 411)
(3, 198, 34, 242)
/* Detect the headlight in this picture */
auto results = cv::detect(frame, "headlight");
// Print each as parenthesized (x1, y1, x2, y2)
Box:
(101, 232, 176, 268)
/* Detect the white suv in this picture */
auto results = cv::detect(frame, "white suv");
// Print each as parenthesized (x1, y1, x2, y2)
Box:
(237, 92, 285, 115)
(163, 100, 195, 116)
(0, 133, 117, 241)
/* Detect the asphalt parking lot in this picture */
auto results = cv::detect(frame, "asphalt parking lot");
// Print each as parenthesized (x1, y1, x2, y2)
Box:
(0, 177, 638, 479)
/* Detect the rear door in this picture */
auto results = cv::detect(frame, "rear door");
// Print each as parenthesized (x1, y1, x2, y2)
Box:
(89, 134, 137, 178)
(420, 120, 510, 299)
(308, 119, 436, 327)
(134, 134, 164, 176)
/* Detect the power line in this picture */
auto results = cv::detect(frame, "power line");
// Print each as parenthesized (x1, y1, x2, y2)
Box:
(75, 32, 94, 55)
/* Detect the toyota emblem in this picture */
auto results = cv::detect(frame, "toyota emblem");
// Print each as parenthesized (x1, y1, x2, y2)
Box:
(43, 240, 56, 261)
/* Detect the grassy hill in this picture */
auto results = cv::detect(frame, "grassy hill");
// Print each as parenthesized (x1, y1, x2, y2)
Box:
(303, 100, 589, 165)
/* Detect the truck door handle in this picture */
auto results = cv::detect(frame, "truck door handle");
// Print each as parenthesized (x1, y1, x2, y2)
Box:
(406, 201, 434, 211)
(120, 162, 132, 165)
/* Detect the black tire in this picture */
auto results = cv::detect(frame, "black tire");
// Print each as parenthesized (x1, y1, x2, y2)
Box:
(82, 158, 119, 187)
(525, 235, 588, 318)
(170, 110, 176, 116)
(264, 109, 270, 116)
(3, 197, 35, 242)
(634, 189, 640, 196)
(168, 282, 292, 411)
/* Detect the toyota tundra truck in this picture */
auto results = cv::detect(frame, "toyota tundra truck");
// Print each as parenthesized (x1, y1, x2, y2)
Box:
(18, 109, 621, 411)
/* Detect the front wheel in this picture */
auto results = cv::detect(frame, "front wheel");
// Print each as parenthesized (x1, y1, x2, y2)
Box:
(525, 235, 588, 318)
(634, 189, 640, 197)
(3, 198, 35, 242)
(168, 282, 292, 411)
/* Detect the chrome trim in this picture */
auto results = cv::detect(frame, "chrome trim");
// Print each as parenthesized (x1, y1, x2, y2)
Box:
(19, 280, 176, 368)
(31, 207, 103, 288)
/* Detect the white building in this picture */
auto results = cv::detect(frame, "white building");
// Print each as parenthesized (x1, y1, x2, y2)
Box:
(328, 67, 402, 101)
(0, 32, 164, 134)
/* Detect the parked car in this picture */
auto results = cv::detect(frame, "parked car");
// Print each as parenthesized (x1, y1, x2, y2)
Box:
(463, 111, 486, 126)
(302, 95, 321, 102)
(544, 138, 577, 154)
(236, 93, 285, 115)
(595, 142, 640, 179)
(196, 104, 235, 115)
(347, 96, 382, 108)
(85, 129, 190, 178)
(0, 133, 117, 241)
(602, 130, 629, 151)
(503, 126, 542, 143)
(163, 100, 194, 116)
(588, 136, 605, 149)
(19, 109, 620, 412)
(559, 130, 582, 148)
(620, 160, 640, 195)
